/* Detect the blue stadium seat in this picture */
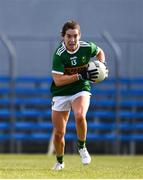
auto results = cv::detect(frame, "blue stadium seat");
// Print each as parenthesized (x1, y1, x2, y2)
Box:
(1, 75, 143, 148)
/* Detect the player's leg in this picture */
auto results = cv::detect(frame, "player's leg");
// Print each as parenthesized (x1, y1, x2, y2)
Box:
(71, 92, 91, 165)
(52, 110, 69, 156)
(72, 96, 88, 141)
(52, 110, 69, 170)
(51, 96, 70, 170)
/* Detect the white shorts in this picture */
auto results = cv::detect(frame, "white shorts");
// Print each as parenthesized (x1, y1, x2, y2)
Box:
(52, 91, 91, 111)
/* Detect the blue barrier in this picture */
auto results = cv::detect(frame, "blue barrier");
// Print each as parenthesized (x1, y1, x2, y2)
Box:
(0, 76, 143, 145)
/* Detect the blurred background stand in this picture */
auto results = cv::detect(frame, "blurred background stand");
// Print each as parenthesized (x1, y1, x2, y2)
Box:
(0, 33, 17, 153)
(102, 31, 122, 154)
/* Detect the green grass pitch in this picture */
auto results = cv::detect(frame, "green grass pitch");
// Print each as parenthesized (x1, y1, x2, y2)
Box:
(0, 154, 143, 179)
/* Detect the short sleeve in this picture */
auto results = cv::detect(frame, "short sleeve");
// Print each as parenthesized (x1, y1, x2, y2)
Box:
(52, 54, 64, 74)
(89, 42, 98, 57)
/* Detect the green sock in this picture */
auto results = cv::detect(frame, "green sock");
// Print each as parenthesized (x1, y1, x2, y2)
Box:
(77, 139, 86, 150)
(56, 155, 63, 164)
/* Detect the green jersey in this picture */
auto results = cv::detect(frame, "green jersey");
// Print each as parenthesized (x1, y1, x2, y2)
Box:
(50, 41, 99, 96)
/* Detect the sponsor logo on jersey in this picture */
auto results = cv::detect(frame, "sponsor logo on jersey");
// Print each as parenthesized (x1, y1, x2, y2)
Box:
(64, 64, 88, 75)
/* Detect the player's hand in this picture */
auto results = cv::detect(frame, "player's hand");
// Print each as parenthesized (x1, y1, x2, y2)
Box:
(78, 67, 99, 82)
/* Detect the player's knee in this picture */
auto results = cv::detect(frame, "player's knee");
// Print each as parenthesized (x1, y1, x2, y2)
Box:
(75, 112, 86, 123)
(54, 130, 65, 142)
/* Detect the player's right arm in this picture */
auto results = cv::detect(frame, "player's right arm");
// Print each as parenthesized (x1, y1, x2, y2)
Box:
(52, 73, 79, 87)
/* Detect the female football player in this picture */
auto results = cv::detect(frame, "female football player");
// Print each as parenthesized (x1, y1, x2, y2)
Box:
(51, 20, 106, 170)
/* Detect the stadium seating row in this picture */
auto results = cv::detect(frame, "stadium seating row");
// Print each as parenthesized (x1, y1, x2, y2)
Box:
(0, 75, 143, 153)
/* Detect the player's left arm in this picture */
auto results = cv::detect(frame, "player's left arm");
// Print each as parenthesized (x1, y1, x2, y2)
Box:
(96, 47, 109, 78)
(96, 47, 106, 63)
(90, 42, 106, 64)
